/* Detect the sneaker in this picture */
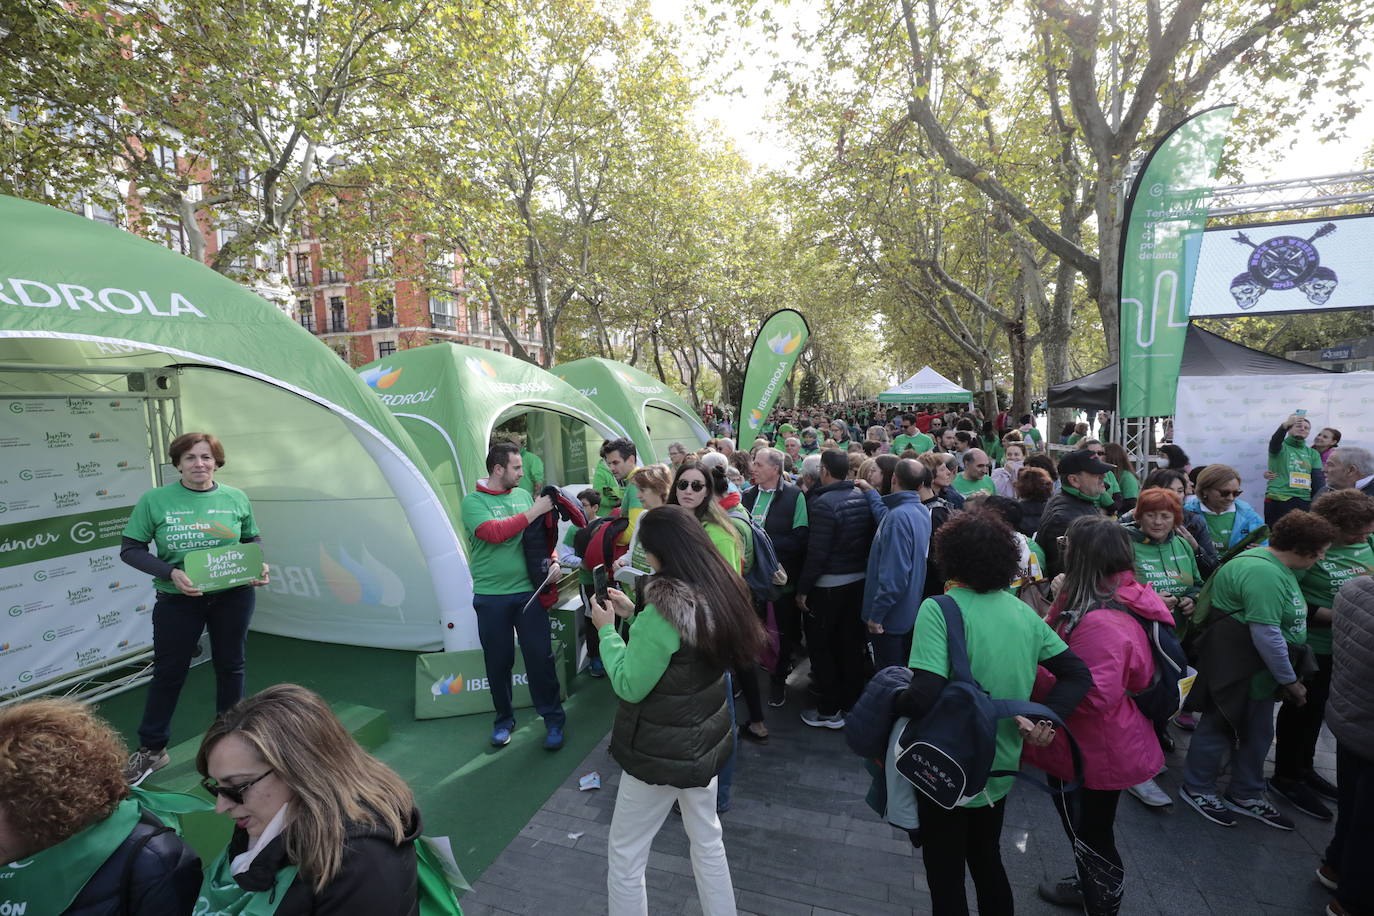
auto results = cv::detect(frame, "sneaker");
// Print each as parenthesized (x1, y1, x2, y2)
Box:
(1222, 794, 1295, 830)
(1037, 875, 1083, 907)
(768, 680, 787, 708)
(1173, 712, 1198, 731)
(543, 725, 564, 751)
(123, 747, 170, 786)
(1327, 900, 1348, 916)
(1269, 777, 1333, 820)
(738, 723, 769, 744)
(588, 658, 606, 678)
(800, 708, 845, 729)
(1179, 788, 1236, 827)
(1316, 863, 1339, 892)
(1127, 778, 1173, 808)
(490, 726, 512, 748)
(1306, 770, 1339, 800)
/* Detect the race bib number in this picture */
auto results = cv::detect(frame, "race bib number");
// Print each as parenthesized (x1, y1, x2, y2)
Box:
(1289, 471, 1312, 491)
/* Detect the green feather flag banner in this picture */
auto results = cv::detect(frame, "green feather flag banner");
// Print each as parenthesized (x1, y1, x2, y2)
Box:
(737, 309, 810, 438)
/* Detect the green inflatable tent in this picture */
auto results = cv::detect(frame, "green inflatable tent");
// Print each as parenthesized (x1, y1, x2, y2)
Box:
(0, 196, 479, 688)
(553, 358, 708, 463)
(354, 343, 628, 517)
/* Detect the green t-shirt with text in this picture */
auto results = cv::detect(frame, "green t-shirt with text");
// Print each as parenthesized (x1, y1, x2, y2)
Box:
(892, 433, 934, 455)
(1267, 437, 1321, 502)
(1299, 537, 1374, 655)
(1132, 536, 1199, 598)
(123, 482, 260, 594)
(952, 473, 997, 498)
(460, 486, 535, 595)
(908, 587, 1067, 805)
(1203, 511, 1236, 552)
(1207, 547, 1306, 697)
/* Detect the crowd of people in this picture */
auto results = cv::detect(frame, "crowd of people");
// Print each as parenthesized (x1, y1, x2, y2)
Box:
(6, 405, 1373, 916)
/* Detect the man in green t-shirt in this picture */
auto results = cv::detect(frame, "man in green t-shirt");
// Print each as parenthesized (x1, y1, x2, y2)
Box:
(892, 413, 934, 455)
(461, 442, 565, 750)
(1180, 513, 1335, 829)
(952, 449, 997, 498)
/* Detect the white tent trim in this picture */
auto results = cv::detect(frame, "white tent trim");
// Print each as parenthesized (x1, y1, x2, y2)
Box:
(878, 366, 973, 403)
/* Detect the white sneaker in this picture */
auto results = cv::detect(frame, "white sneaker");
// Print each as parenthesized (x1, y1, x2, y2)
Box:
(1128, 777, 1173, 807)
(800, 708, 845, 729)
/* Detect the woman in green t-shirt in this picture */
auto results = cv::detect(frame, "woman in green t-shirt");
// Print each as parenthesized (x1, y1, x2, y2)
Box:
(1264, 413, 1325, 526)
(1272, 489, 1374, 818)
(119, 432, 267, 786)
(893, 510, 1092, 916)
(1129, 487, 1202, 618)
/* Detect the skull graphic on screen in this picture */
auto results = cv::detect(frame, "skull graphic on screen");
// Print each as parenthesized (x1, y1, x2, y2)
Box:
(1299, 267, 1338, 306)
(1229, 273, 1265, 310)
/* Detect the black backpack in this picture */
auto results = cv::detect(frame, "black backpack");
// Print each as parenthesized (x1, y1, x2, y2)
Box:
(731, 512, 785, 602)
(1116, 608, 1189, 725)
(893, 596, 1083, 809)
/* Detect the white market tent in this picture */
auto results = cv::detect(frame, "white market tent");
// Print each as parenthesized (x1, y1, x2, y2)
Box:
(877, 366, 973, 404)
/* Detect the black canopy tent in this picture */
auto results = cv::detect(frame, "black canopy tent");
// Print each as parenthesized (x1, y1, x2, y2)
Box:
(1048, 325, 1331, 410)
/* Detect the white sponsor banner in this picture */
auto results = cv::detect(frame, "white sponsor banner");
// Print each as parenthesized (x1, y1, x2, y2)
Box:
(0, 397, 152, 523)
(1189, 214, 1374, 317)
(0, 397, 155, 693)
(1173, 373, 1374, 494)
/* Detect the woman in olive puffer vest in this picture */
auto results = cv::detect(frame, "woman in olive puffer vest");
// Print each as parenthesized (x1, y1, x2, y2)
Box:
(590, 505, 766, 916)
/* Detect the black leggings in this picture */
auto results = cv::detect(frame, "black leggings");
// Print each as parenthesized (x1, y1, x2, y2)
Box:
(1050, 778, 1123, 916)
(915, 794, 1011, 916)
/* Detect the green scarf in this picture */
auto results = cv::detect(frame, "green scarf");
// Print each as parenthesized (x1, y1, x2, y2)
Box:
(1061, 482, 1112, 509)
(0, 799, 141, 916)
(195, 843, 298, 916)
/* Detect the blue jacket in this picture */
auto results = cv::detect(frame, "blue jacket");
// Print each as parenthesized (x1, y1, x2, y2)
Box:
(861, 491, 931, 634)
(1183, 495, 1265, 548)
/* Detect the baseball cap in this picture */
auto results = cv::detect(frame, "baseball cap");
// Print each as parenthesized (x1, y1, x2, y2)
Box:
(1058, 449, 1114, 477)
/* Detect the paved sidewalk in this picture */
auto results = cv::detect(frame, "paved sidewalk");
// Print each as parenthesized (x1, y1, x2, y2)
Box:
(460, 669, 1339, 915)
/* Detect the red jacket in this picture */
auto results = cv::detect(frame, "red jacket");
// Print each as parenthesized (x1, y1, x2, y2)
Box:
(1023, 572, 1167, 790)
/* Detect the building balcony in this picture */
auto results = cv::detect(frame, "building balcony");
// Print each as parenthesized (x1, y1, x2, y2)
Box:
(372, 312, 395, 329)
(329, 314, 347, 333)
(430, 312, 456, 330)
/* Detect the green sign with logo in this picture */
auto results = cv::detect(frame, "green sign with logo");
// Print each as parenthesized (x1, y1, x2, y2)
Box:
(737, 309, 810, 439)
(1118, 106, 1234, 417)
(414, 639, 567, 719)
(183, 542, 263, 593)
(0, 507, 132, 568)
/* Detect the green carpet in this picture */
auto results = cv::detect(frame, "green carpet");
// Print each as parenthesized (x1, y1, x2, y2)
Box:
(95, 632, 617, 883)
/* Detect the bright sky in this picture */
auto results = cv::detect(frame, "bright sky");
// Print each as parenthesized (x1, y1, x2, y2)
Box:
(652, 2, 1374, 184)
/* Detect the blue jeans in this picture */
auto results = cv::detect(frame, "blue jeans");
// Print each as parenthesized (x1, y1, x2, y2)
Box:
(868, 629, 913, 671)
(1182, 697, 1276, 800)
(138, 586, 255, 751)
(716, 671, 738, 812)
(473, 592, 566, 731)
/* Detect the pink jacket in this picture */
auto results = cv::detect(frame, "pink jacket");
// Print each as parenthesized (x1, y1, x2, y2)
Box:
(1023, 572, 1168, 790)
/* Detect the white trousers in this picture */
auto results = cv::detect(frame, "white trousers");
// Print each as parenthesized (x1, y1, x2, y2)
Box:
(606, 771, 737, 916)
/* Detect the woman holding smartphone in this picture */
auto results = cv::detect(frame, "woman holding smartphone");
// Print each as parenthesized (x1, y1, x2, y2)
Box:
(591, 506, 765, 916)
(1265, 413, 1325, 526)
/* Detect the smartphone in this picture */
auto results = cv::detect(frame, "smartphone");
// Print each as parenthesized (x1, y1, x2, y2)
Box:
(592, 564, 609, 605)
(1295, 409, 1307, 416)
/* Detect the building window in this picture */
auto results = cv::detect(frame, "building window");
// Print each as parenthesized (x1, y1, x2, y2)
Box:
(89, 199, 118, 227)
(298, 299, 315, 332)
(294, 252, 311, 287)
(218, 226, 251, 271)
(329, 296, 346, 333)
(323, 266, 344, 284)
(160, 223, 188, 256)
(374, 297, 395, 329)
(429, 291, 456, 329)
(366, 245, 389, 278)
(378, 340, 397, 359)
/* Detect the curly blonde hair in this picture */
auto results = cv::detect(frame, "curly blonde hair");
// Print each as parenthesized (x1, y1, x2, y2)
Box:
(0, 699, 129, 852)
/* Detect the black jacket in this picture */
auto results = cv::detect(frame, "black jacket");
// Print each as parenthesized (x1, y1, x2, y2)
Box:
(797, 480, 877, 594)
(1035, 488, 1105, 576)
(1017, 498, 1046, 537)
(64, 810, 202, 916)
(741, 483, 808, 579)
(233, 808, 422, 916)
(610, 577, 732, 788)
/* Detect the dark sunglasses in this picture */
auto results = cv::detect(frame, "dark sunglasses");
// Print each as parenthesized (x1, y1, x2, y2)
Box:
(1216, 488, 1243, 498)
(201, 769, 274, 805)
(676, 479, 706, 492)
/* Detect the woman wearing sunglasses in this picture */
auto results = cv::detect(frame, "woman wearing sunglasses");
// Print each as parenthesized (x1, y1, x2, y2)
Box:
(1184, 464, 1266, 556)
(195, 684, 421, 914)
(668, 462, 745, 573)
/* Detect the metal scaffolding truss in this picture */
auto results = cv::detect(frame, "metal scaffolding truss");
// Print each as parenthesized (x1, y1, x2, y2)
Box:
(1208, 169, 1374, 219)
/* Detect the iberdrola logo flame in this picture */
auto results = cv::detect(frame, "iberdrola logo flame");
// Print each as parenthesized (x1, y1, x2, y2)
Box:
(318, 544, 406, 606)
(430, 673, 465, 698)
(465, 357, 498, 379)
(359, 365, 403, 389)
(748, 409, 764, 429)
(768, 333, 800, 355)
